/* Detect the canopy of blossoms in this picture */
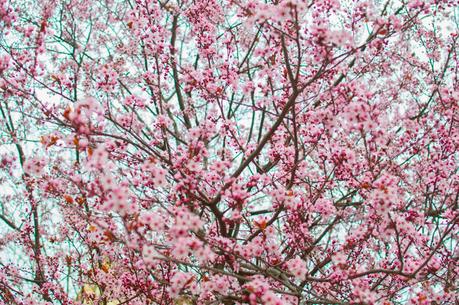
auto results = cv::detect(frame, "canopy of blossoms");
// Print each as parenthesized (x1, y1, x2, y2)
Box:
(0, 0, 458, 304)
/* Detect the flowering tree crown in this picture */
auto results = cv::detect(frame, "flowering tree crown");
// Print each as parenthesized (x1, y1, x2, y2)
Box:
(0, 0, 458, 304)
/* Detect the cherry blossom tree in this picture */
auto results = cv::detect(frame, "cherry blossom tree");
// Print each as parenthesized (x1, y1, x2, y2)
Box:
(0, 0, 458, 304)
